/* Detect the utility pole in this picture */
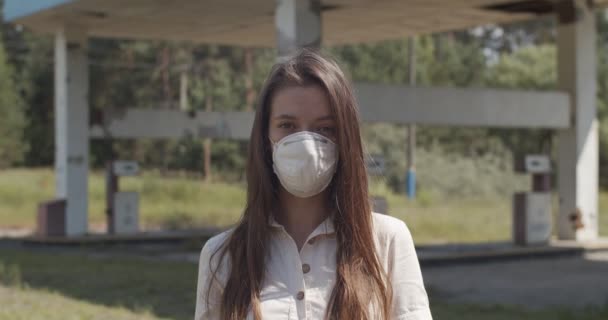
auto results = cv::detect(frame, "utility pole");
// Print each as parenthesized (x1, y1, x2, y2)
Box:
(406, 37, 417, 199)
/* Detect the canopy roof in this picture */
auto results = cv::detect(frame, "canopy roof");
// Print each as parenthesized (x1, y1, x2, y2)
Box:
(5, 0, 608, 46)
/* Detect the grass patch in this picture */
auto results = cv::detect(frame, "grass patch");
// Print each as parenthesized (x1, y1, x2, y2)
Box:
(370, 180, 514, 244)
(0, 285, 164, 320)
(1, 168, 607, 244)
(0, 168, 245, 230)
(0, 248, 197, 320)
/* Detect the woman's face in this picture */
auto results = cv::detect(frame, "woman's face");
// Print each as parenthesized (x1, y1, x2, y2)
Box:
(269, 84, 336, 143)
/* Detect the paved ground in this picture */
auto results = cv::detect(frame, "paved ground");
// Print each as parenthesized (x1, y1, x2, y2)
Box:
(422, 252, 608, 309)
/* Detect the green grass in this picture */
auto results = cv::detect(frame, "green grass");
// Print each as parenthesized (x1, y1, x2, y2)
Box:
(0, 248, 196, 320)
(369, 180, 515, 244)
(0, 168, 246, 230)
(1, 168, 607, 244)
(0, 286, 164, 320)
(1, 247, 607, 320)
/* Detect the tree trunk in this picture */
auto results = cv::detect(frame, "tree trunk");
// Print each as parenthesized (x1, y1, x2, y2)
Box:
(245, 48, 255, 111)
(203, 68, 213, 182)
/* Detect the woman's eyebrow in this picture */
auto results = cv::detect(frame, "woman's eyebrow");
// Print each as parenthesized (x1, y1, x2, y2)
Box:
(315, 115, 334, 121)
(272, 114, 334, 121)
(273, 114, 297, 120)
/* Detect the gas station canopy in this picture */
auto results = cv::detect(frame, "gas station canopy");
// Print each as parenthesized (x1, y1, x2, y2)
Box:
(2, 0, 603, 242)
(6, 0, 608, 46)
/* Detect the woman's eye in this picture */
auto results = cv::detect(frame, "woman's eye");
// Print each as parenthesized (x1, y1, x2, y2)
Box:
(278, 122, 294, 129)
(317, 126, 335, 134)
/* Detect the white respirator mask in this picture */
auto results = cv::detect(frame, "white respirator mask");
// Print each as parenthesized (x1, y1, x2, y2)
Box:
(271, 131, 338, 198)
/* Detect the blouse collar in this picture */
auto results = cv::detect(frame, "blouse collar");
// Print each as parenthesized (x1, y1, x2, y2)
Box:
(268, 212, 336, 237)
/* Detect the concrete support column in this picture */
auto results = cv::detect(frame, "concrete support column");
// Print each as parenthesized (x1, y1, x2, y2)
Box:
(275, 0, 322, 57)
(55, 25, 89, 236)
(557, 0, 598, 240)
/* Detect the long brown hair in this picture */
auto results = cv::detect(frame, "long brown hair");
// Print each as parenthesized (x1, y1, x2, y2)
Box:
(206, 49, 392, 320)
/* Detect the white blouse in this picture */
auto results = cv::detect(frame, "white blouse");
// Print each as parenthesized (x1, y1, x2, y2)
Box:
(195, 212, 432, 320)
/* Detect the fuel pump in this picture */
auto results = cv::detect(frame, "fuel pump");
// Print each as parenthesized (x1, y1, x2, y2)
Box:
(106, 160, 140, 234)
(513, 155, 553, 246)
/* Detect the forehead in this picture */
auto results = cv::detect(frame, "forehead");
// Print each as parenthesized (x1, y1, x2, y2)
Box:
(270, 85, 332, 119)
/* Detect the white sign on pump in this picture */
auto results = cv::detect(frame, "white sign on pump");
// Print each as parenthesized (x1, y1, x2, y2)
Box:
(113, 161, 139, 176)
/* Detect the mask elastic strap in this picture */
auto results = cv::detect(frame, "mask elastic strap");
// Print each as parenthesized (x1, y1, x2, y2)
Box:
(335, 193, 342, 217)
(269, 137, 279, 151)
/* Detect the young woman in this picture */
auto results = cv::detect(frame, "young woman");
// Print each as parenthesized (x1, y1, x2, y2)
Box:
(195, 49, 432, 320)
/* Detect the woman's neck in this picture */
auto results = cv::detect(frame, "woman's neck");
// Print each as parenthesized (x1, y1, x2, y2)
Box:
(276, 188, 330, 251)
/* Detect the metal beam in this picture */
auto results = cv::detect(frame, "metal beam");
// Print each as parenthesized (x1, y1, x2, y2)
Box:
(355, 84, 570, 129)
(90, 109, 254, 140)
(90, 84, 572, 140)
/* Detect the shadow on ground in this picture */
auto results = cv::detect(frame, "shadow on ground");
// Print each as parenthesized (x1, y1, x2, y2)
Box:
(0, 243, 200, 320)
(3, 240, 608, 320)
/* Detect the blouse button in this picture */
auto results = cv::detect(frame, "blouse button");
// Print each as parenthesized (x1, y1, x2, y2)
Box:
(308, 238, 315, 245)
(296, 291, 305, 300)
(302, 263, 311, 274)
